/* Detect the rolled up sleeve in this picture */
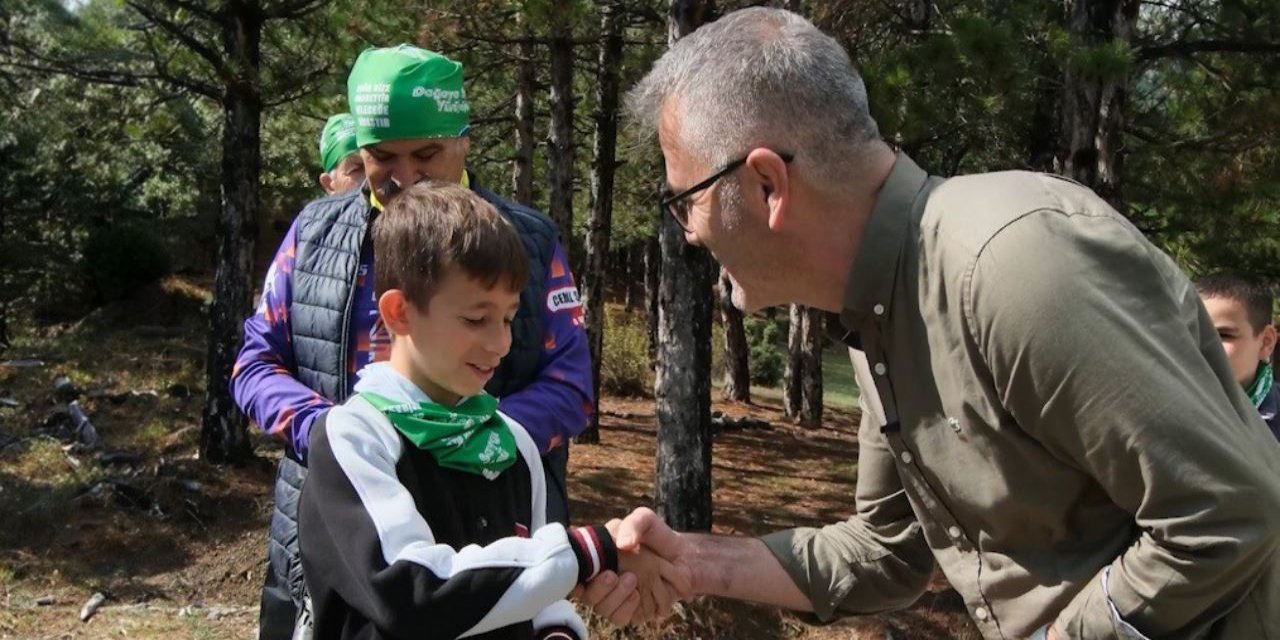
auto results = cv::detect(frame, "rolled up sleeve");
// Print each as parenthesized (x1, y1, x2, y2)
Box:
(760, 380, 934, 620)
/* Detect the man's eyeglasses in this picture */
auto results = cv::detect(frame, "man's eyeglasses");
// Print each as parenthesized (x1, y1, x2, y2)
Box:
(659, 152, 794, 231)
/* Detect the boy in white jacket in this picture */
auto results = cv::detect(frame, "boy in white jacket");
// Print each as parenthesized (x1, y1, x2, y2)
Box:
(299, 182, 678, 639)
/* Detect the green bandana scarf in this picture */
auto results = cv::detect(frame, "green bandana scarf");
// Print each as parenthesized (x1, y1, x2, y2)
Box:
(360, 391, 517, 480)
(319, 113, 359, 173)
(347, 45, 471, 147)
(1247, 361, 1273, 408)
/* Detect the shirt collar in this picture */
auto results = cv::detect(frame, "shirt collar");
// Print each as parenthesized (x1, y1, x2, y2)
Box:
(354, 362, 435, 405)
(840, 152, 931, 328)
(354, 362, 466, 408)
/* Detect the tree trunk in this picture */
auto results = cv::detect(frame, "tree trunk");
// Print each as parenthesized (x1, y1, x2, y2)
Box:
(625, 245, 644, 311)
(784, 304, 803, 420)
(1060, 0, 1137, 209)
(578, 0, 624, 446)
(644, 233, 659, 369)
(0, 193, 8, 351)
(719, 269, 750, 403)
(800, 307, 823, 427)
(655, 0, 716, 533)
(1027, 55, 1061, 172)
(547, 11, 576, 260)
(512, 12, 536, 206)
(201, 4, 261, 464)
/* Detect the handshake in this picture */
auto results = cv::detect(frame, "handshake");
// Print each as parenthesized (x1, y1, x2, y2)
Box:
(571, 507, 694, 625)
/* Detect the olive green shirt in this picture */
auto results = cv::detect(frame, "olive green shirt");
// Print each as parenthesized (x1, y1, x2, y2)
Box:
(761, 153, 1280, 639)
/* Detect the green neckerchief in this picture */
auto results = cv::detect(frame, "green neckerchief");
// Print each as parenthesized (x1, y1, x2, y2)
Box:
(359, 391, 516, 480)
(1247, 361, 1274, 408)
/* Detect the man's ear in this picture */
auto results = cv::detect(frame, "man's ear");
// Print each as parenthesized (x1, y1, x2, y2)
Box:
(744, 148, 790, 232)
(319, 172, 335, 195)
(378, 290, 414, 337)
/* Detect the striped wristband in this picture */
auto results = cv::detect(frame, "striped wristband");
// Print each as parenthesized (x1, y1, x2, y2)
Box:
(534, 628, 579, 640)
(568, 525, 619, 583)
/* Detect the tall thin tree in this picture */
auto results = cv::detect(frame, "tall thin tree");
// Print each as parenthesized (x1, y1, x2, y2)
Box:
(547, 6, 577, 259)
(785, 305, 824, 425)
(579, 0, 625, 444)
(644, 233, 659, 368)
(655, 0, 717, 533)
(13, 0, 338, 463)
(719, 269, 750, 403)
(625, 245, 644, 311)
(1059, 0, 1138, 208)
(512, 8, 537, 206)
(800, 307, 823, 426)
(784, 304, 804, 419)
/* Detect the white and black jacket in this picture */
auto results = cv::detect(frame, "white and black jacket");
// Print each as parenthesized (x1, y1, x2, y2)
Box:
(299, 364, 615, 640)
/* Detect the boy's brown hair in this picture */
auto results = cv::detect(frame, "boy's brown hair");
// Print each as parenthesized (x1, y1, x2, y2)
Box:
(1196, 272, 1275, 333)
(373, 181, 529, 306)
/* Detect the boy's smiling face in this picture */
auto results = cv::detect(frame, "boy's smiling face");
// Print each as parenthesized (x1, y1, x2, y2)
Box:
(1203, 294, 1277, 388)
(382, 268, 521, 405)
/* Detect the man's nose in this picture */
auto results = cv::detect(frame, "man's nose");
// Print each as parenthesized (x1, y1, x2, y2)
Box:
(389, 160, 419, 189)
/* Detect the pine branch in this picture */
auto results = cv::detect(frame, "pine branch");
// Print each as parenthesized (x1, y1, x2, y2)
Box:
(1, 58, 147, 89)
(263, 65, 329, 107)
(139, 28, 221, 99)
(126, 0, 229, 80)
(457, 31, 598, 47)
(156, 0, 219, 20)
(263, 0, 328, 20)
(1139, 39, 1280, 61)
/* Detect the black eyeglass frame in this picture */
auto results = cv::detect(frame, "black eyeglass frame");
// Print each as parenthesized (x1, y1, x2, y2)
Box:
(659, 151, 795, 230)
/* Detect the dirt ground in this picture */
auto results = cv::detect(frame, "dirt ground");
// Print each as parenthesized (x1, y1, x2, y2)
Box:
(0, 278, 977, 639)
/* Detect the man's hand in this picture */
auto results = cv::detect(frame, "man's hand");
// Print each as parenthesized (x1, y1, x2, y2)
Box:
(575, 509, 695, 625)
(618, 545, 680, 620)
(615, 509, 694, 609)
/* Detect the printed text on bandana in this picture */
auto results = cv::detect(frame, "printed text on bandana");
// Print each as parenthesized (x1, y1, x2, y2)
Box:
(413, 86, 469, 114)
(353, 83, 392, 128)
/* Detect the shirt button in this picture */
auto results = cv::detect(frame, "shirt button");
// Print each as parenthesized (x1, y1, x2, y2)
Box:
(874, 362, 887, 376)
(900, 451, 914, 464)
(974, 607, 989, 621)
(476, 517, 488, 530)
(948, 526, 962, 539)
(873, 303, 885, 316)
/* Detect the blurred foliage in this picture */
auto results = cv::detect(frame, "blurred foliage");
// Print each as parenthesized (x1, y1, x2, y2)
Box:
(0, 0, 1277, 344)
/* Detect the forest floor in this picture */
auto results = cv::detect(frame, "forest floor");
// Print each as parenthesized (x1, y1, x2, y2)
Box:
(0, 276, 977, 639)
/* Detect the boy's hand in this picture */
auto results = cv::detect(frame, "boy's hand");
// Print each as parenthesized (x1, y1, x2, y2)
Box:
(575, 514, 695, 626)
(572, 571, 640, 625)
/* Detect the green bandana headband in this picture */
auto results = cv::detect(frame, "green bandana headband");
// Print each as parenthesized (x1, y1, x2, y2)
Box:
(347, 45, 471, 147)
(319, 113, 359, 173)
(1247, 361, 1273, 408)
(360, 391, 516, 479)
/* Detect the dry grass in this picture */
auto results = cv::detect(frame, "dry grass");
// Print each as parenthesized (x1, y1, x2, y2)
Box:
(0, 277, 977, 639)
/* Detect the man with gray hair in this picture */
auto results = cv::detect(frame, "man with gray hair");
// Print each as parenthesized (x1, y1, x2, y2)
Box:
(585, 6, 1280, 639)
